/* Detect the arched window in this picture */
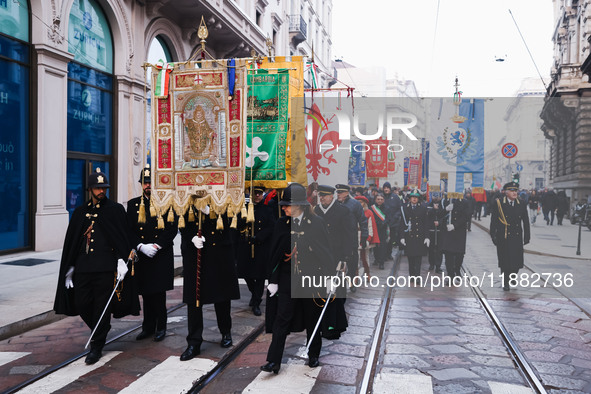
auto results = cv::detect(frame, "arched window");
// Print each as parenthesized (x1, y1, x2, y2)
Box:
(146, 35, 173, 166)
(66, 0, 113, 217)
(0, 0, 30, 251)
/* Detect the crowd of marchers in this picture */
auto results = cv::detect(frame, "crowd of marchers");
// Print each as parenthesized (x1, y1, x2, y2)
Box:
(51, 168, 531, 374)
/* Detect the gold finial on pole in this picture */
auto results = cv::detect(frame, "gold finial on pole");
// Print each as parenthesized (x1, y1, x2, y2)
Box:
(266, 34, 273, 57)
(198, 16, 209, 53)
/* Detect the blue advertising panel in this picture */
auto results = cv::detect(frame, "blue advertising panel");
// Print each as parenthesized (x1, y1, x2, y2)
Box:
(68, 0, 113, 73)
(0, 41, 29, 250)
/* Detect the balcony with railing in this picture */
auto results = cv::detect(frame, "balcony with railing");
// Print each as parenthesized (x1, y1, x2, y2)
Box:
(289, 14, 307, 46)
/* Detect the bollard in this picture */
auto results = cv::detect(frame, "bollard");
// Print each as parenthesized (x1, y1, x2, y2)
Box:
(577, 219, 582, 256)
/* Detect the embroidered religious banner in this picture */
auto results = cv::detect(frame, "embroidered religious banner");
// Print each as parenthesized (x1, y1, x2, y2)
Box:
(365, 138, 388, 178)
(260, 56, 306, 186)
(245, 69, 290, 188)
(151, 59, 248, 221)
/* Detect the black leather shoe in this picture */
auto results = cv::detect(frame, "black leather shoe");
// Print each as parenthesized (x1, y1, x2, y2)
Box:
(260, 362, 280, 374)
(220, 333, 233, 348)
(153, 330, 166, 342)
(252, 306, 262, 316)
(136, 330, 154, 341)
(180, 345, 200, 361)
(85, 348, 102, 365)
(308, 357, 320, 368)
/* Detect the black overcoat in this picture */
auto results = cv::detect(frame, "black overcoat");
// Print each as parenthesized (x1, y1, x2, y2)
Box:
(490, 197, 530, 272)
(53, 198, 140, 318)
(180, 212, 240, 306)
(439, 199, 468, 255)
(236, 201, 276, 279)
(314, 202, 356, 264)
(398, 202, 429, 257)
(126, 196, 177, 295)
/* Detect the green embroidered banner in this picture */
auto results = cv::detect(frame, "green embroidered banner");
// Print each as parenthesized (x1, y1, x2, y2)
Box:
(246, 70, 289, 188)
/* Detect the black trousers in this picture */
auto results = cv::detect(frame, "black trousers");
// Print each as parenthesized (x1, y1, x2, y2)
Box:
(186, 300, 231, 347)
(141, 291, 167, 332)
(444, 252, 464, 277)
(407, 256, 422, 277)
(266, 296, 322, 364)
(74, 271, 113, 349)
(428, 246, 443, 269)
(502, 269, 519, 288)
(246, 278, 265, 307)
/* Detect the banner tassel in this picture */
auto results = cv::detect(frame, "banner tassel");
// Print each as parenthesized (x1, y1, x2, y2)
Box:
(188, 206, 195, 222)
(167, 207, 175, 223)
(178, 214, 185, 229)
(246, 202, 255, 223)
(216, 214, 224, 230)
(138, 197, 146, 224)
(157, 215, 165, 229)
(150, 198, 157, 217)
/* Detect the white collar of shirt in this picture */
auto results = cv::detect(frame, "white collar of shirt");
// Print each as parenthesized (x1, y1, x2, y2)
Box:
(317, 198, 336, 214)
(293, 213, 304, 225)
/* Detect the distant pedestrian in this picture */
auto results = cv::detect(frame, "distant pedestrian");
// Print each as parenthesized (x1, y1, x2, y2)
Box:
(464, 190, 476, 231)
(541, 188, 558, 225)
(527, 190, 539, 224)
(371, 194, 389, 269)
(53, 168, 138, 364)
(490, 182, 530, 291)
(556, 191, 569, 226)
(355, 196, 379, 279)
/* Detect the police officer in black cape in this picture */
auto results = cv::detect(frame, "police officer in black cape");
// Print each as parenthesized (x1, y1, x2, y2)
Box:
(398, 189, 430, 280)
(490, 181, 530, 290)
(236, 186, 276, 316)
(53, 168, 139, 364)
(127, 165, 178, 342)
(261, 183, 334, 374)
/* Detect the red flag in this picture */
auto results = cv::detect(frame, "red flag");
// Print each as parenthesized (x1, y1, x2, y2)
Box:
(366, 139, 388, 178)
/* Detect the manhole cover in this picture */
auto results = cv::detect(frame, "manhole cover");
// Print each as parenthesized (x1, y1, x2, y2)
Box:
(2, 258, 54, 267)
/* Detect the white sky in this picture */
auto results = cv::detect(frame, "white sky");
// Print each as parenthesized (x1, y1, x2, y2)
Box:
(331, 0, 555, 97)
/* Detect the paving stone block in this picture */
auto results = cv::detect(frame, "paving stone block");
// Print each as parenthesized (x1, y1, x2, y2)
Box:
(426, 344, 469, 354)
(423, 319, 457, 326)
(317, 365, 358, 385)
(467, 355, 514, 367)
(531, 361, 575, 375)
(387, 326, 425, 335)
(456, 326, 495, 335)
(464, 344, 508, 357)
(318, 354, 364, 369)
(382, 354, 431, 368)
(385, 335, 429, 345)
(524, 350, 564, 362)
(429, 354, 471, 366)
(387, 318, 422, 327)
(469, 366, 523, 383)
(423, 326, 460, 335)
(385, 343, 430, 355)
(541, 374, 589, 391)
(429, 368, 479, 381)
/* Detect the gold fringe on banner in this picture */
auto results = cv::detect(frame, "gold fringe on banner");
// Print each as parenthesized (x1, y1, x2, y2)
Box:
(178, 214, 186, 229)
(246, 202, 255, 223)
(216, 214, 224, 230)
(157, 215, 165, 229)
(188, 206, 195, 222)
(241, 206, 248, 218)
(210, 209, 217, 220)
(150, 198, 156, 217)
(167, 206, 175, 223)
(230, 214, 238, 229)
(138, 197, 146, 224)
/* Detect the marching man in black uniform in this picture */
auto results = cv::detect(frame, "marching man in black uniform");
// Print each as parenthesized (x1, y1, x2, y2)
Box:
(236, 186, 275, 316)
(427, 197, 443, 273)
(261, 183, 334, 374)
(127, 166, 178, 342)
(490, 181, 530, 291)
(314, 185, 352, 339)
(179, 206, 240, 360)
(440, 195, 468, 278)
(398, 189, 429, 280)
(53, 168, 138, 364)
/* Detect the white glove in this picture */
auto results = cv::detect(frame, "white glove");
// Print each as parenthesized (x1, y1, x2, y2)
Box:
(446, 203, 454, 212)
(200, 205, 210, 215)
(116, 259, 128, 281)
(326, 277, 336, 296)
(65, 266, 74, 289)
(400, 238, 406, 246)
(268, 283, 278, 297)
(192, 235, 205, 249)
(447, 224, 455, 232)
(424, 238, 430, 248)
(138, 243, 159, 258)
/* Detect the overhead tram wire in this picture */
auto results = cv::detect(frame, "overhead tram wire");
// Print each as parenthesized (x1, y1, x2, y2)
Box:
(427, 0, 441, 97)
(508, 9, 548, 91)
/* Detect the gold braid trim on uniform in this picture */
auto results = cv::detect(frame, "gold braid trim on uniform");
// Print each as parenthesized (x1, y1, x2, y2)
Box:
(496, 198, 509, 239)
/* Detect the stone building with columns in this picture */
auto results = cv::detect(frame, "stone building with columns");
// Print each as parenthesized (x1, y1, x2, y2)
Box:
(0, 0, 332, 254)
(541, 0, 591, 204)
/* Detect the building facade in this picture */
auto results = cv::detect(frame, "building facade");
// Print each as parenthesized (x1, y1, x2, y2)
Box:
(541, 0, 591, 205)
(0, 0, 332, 254)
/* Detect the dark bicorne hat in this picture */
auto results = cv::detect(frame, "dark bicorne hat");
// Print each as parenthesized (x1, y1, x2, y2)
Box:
(503, 181, 519, 191)
(88, 168, 110, 189)
(279, 183, 309, 206)
(138, 165, 151, 183)
(318, 185, 336, 196)
(409, 188, 421, 197)
(335, 184, 351, 193)
(252, 185, 265, 194)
